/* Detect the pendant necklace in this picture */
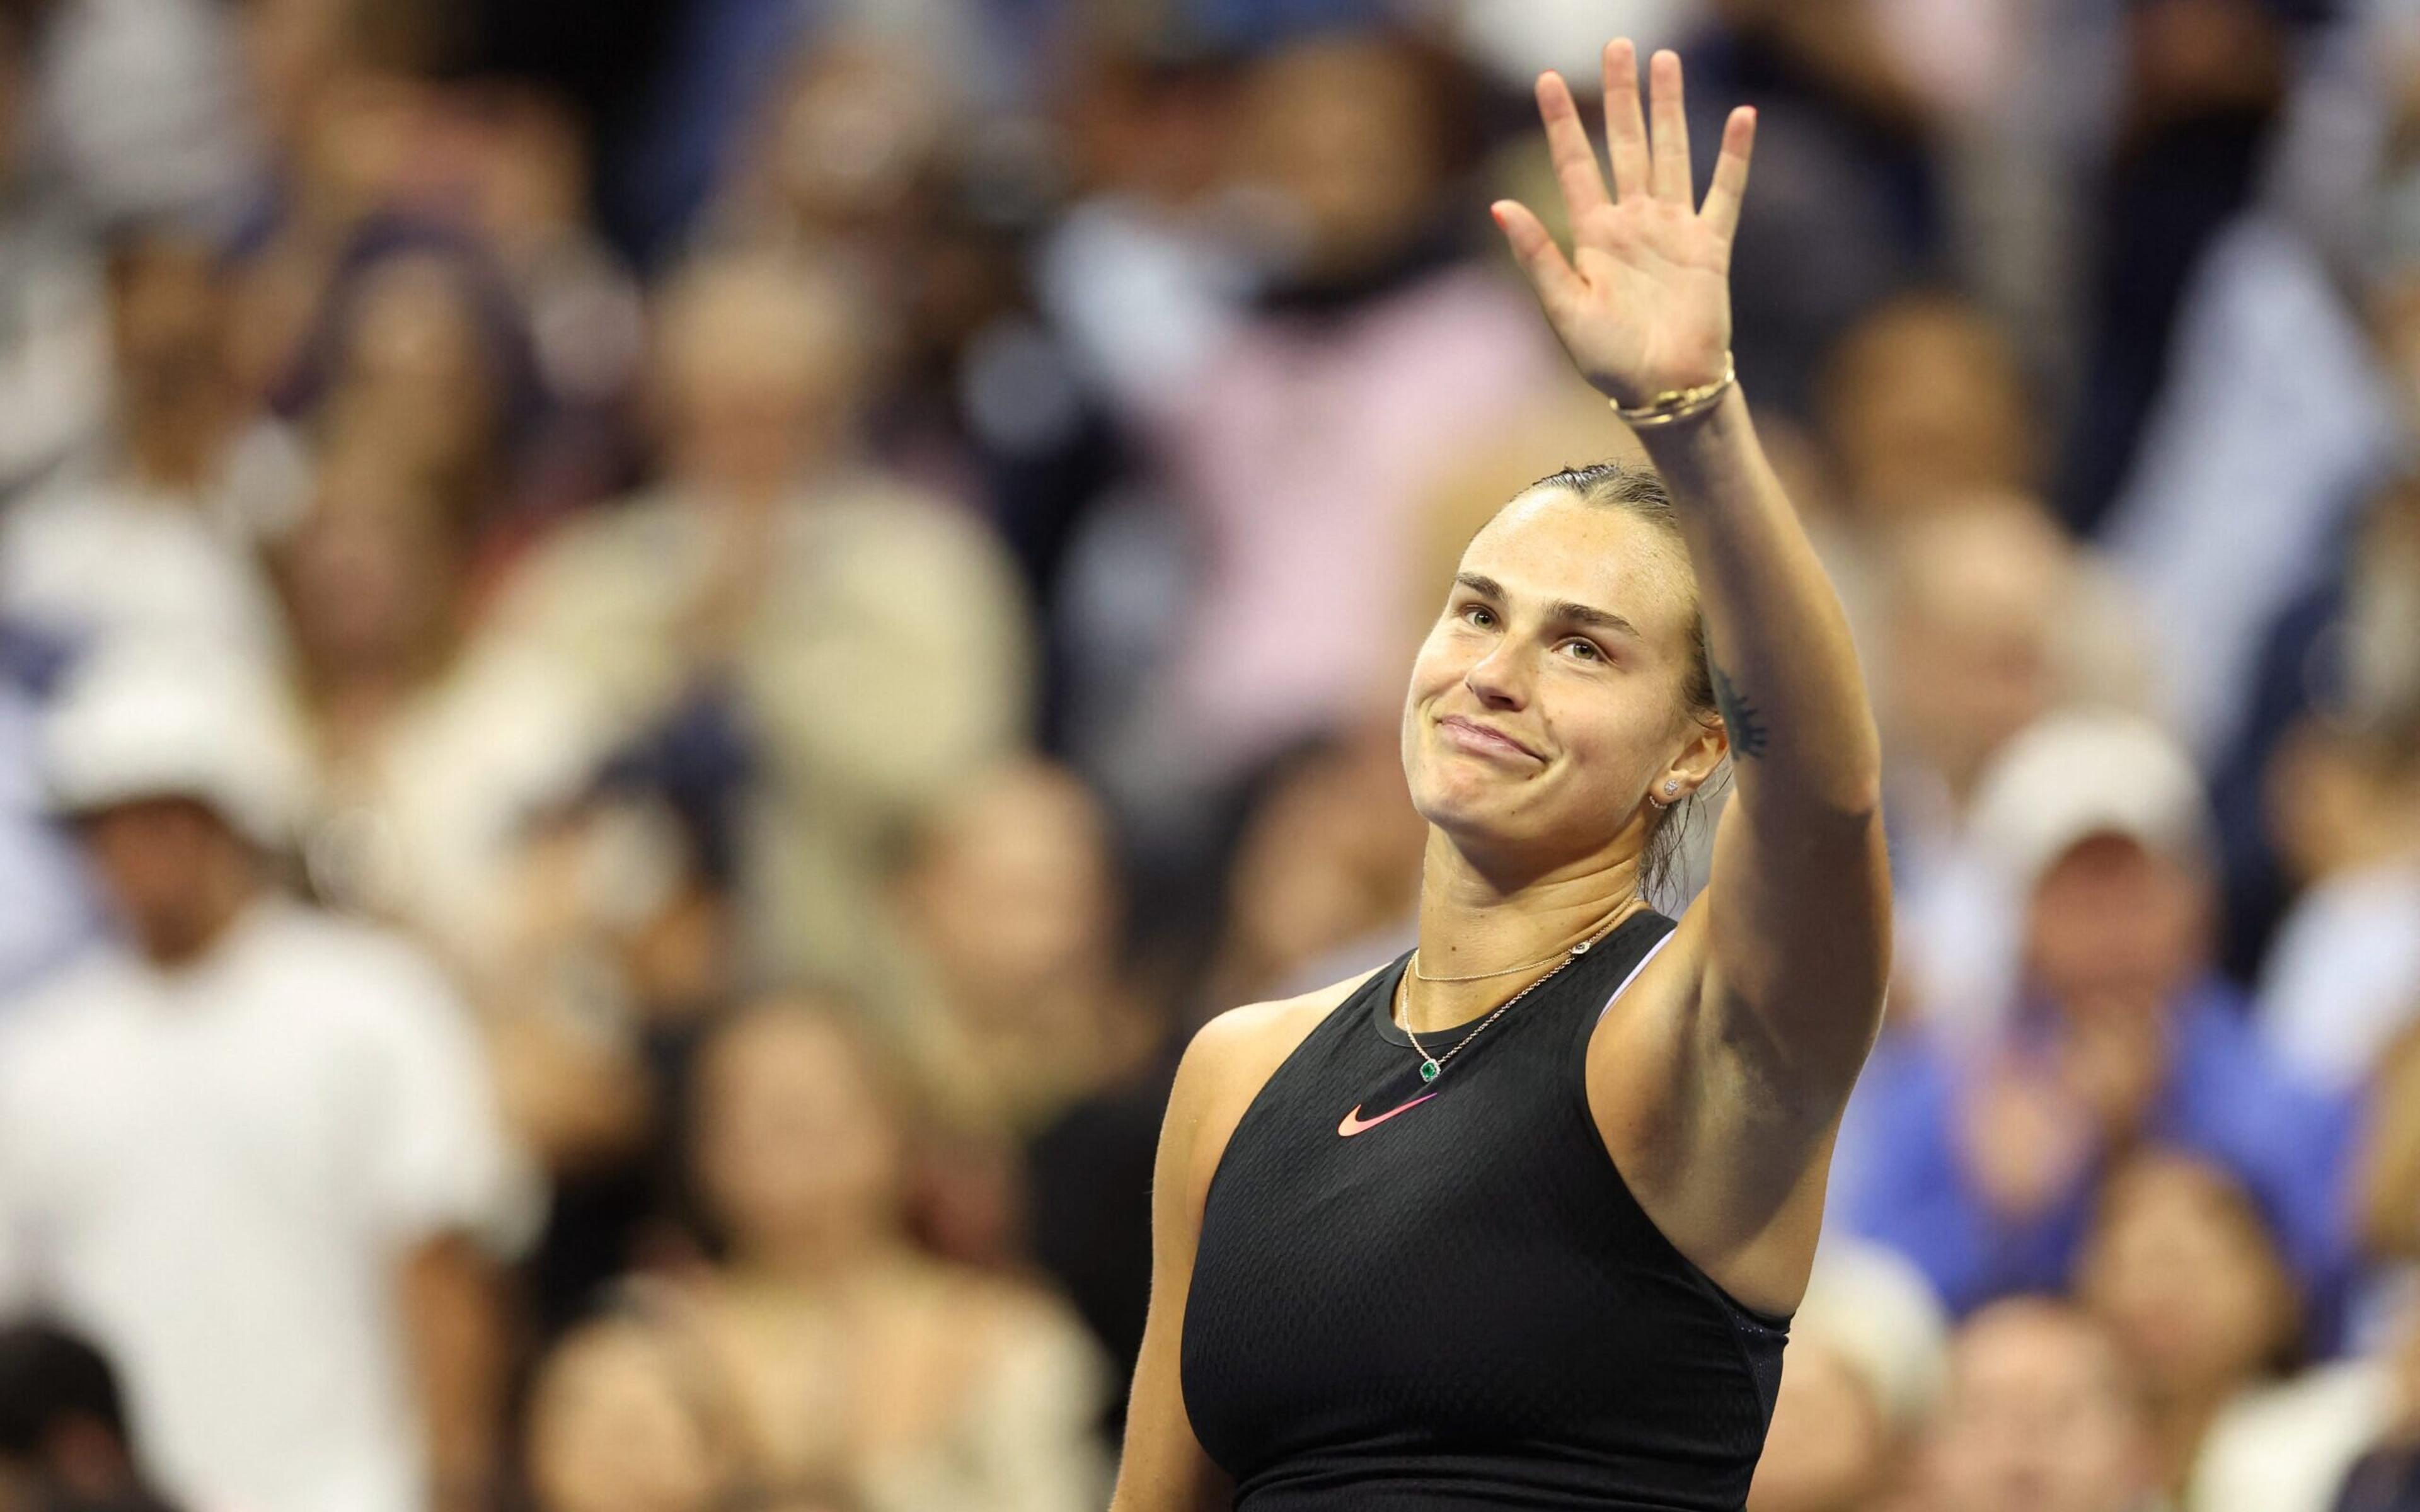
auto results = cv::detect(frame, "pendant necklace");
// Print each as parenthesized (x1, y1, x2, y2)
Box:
(1396, 905, 1630, 1084)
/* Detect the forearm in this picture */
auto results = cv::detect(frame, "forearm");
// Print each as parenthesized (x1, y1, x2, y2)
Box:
(2358, 1029, 2420, 1261)
(401, 1235, 507, 1510)
(1635, 387, 1881, 818)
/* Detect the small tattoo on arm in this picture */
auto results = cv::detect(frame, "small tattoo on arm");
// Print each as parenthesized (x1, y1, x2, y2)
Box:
(1712, 662, 1769, 759)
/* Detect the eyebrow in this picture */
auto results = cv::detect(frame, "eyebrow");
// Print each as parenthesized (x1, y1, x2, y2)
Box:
(1454, 571, 1642, 641)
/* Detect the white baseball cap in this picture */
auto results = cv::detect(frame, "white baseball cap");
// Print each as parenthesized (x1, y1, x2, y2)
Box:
(43, 640, 309, 849)
(1966, 709, 2213, 895)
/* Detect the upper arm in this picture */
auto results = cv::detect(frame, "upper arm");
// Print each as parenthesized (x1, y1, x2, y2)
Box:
(1695, 772, 1891, 1113)
(1112, 1012, 1256, 1512)
(359, 949, 536, 1254)
(1587, 786, 1889, 1300)
(0, 1061, 38, 1309)
(1112, 985, 1352, 1512)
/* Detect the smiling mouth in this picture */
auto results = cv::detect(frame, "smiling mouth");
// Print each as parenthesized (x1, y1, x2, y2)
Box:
(1437, 716, 1540, 762)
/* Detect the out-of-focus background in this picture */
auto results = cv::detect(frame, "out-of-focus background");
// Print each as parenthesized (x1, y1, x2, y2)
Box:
(0, 0, 2416, 1508)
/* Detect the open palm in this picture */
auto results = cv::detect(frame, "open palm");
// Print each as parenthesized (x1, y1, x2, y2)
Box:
(1492, 42, 1754, 411)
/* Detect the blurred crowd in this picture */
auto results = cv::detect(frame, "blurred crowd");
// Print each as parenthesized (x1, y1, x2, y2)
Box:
(0, 0, 2414, 1509)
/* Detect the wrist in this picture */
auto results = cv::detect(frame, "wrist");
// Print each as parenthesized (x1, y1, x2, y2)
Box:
(1626, 378, 1748, 472)
(1610, 355, 1737, 430)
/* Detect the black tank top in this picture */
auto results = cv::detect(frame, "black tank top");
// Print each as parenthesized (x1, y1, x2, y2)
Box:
(1180, 910, 1789, 1511)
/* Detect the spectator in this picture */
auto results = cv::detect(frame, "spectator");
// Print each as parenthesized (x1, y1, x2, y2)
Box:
(1035, 34, 1250, 420)
(488, 777, 737, 1336)
(0, 12, 109, 499)
(272, 427, 605, 976)
(2075, 1150, 2305, 1498)
(282, 226, 548, 548)
(1746, 1239, 1949, 1512)
(1203, 726, 1427, 1012)
(2259, 712, 2420, 1093)
(2184, 1230, 2399, 1512)
(1131, 28, 1562, 805)
(0, 222, 305, 666)
(713, 40, 956, 275)
(1813, 290, 2037, 528)
(2055, 0, 2317, 539)
(1913, 1297, 2162, 1512)
(0, 643, 530, 1512)
(892, 760, 1158, 1136)
(2248, 467, 2420, 1084)
(2088, 38, 2420, 764)
(418, 82, 646, 428)
(0, 1321, 180, 1512)
(2356, 1021, 2420, 1271)
(222, 0, 448, 404)
(1683, 0, 1952, 417)
(683, 994, 1110, 1511)
(523, 1312, 748, 1512)
(2325, 1298, 2420, 1512)
(1873, 495, 2153, 1043)
(30, 0, 256, 227)
(1843, 712, 2356, 1320)
(892, 759, 1174, 1392)
(485, 247, 1034, 1004)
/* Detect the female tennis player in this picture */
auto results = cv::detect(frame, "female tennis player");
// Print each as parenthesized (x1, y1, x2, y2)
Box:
(1111, 40, 1889, 1512)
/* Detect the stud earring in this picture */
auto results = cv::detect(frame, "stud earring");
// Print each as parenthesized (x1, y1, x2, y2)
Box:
(1664, 780, 1679, 794)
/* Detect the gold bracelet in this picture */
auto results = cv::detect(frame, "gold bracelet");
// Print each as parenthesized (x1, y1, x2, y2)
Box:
(1612, 355, 1737, 429)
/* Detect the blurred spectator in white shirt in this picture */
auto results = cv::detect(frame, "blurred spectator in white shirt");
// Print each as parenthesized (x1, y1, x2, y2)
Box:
(0, 222, 304, 667)
(0, 643, 530, 1512)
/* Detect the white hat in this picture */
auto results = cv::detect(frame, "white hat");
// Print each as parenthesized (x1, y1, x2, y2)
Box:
(1966, 709, 2212, 895)
(43, 641, 309, 849)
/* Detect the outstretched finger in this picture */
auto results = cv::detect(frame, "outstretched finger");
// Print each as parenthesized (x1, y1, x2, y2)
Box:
(1535, 72, 1611, 222)
(1648, 49, 1691, 205)
(1601, 38, 1649, 202)
(1699, 105, 1756, 245)
(1491, 199, 1582, 314)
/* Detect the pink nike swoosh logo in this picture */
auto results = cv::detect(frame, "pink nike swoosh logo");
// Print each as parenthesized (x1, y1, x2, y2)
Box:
(1337, 1094, 1436, 1137)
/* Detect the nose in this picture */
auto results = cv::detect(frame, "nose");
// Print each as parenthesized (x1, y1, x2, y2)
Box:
(1463, 639, 1531, 710)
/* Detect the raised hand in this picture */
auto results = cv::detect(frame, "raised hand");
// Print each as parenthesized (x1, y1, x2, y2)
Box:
(1491, 42, 1754, 411)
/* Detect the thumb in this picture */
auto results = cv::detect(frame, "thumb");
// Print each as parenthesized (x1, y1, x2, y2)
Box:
(1492, 200, 1582, 314)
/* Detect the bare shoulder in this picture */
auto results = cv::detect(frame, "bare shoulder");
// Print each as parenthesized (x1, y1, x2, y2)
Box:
(1186, 974, 1364, 1085)
(1164, 970, 1380, 1208)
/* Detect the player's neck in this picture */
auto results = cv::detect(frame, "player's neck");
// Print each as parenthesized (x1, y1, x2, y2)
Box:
(1407, 835, 1641, 1029)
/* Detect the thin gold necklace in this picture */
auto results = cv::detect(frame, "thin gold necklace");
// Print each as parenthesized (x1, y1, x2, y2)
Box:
(1409, 902, 1632, 982)
(1394, 905, 1630, 1084)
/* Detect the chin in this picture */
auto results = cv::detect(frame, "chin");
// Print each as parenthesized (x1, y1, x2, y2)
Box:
(1409, 774, 1519, 847)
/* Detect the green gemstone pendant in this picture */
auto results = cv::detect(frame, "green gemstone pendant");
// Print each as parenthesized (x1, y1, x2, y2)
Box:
(1419, 1059, 1441, 1083)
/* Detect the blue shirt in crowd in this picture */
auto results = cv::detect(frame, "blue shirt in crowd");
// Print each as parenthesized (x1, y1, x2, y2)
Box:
(1840, 976, 2358, 1327)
